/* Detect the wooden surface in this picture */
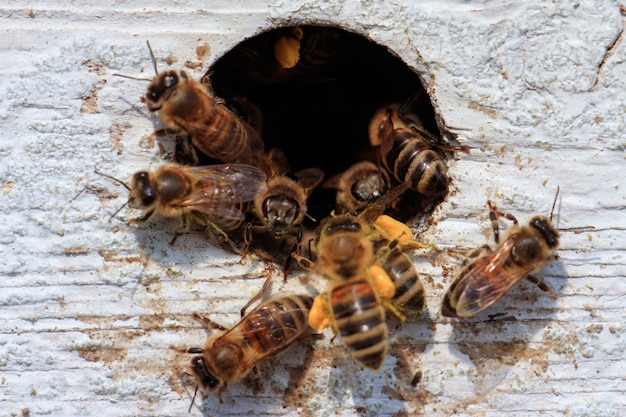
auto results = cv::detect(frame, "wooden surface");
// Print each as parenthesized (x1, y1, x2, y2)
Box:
(1, 1, 624, 416)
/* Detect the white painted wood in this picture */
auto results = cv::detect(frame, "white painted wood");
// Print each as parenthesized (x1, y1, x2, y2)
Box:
(1, 1, 624, 416)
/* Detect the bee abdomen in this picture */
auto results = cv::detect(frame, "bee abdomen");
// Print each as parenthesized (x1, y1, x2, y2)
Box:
(387, 254, 425, 312)
(244, 294, 313, 353)
(373, 240, 425, 312)
(387, 138, 448, 196)
(331, 278, 388, 370)
(194, 105, 264, 164)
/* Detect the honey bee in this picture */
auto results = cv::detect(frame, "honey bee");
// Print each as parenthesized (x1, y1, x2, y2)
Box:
(368, 98, 453, 197)
(250, 148, 324, 239)
(323, 161, 388, 214)
(95, 163, 267, 247)
(442, 192, 561, 318)
(293, 184, 417, 370)
(240, 148, 324, 272)
(173, 292, 313, 403)
(117, 42, 265, 166)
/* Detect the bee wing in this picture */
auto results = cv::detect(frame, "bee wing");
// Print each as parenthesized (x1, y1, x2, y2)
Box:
(449, 237, 537, 317)
(177, 164, 267, 205)
(181, 108, 265, 163)
(357, 182, 409, 224)
(295, 167, 325, 196)
(225, 303, 310, 370)
(265, 148, 292, 178)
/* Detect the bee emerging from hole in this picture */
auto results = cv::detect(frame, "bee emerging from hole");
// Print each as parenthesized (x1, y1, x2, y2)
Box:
(95, 163, 267, 248)
(369, 98, 449, 198)
(115, 41, 265, 166)
(442, 189, 561, 318)
(323, 161, 389, 214)
(242, 148, 324, 273)
(171, 288, 314, 405)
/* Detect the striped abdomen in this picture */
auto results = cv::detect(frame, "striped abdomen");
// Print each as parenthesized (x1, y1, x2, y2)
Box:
(330, 275, 388, 370)
(182, 97, 265, 165)
(383, 129, 448, 196)
(373, 238, 425, 313)
(241, 294, 313, 358)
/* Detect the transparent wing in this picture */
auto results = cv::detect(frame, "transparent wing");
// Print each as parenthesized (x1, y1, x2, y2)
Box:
(173, 164, 267, 220)
(451, 236, 536, 317)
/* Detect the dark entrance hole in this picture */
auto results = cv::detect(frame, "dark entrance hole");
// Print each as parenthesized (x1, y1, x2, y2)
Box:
(208, 25, 443, 224)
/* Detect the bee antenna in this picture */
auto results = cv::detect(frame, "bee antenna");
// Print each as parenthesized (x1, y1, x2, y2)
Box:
(146, 40, 158, 76)
(111, 73, 152, 82)
(94, 170, 131, 191)
(302, 210, 318, 223)
(108, 201, 129, 222)
(550, 185, 560, 223)
(188, 384, 198, 413)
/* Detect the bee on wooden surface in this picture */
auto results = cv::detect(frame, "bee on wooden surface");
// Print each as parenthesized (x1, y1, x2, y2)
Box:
(293, 184, 419, 370)
(95, 163, 267, 247)
(117, 41, 265, 166)
(369, 96, 466, 198)
(323, 161, 388, 214)
(173, 292, 314, 403)
(442, 191, 561, 318)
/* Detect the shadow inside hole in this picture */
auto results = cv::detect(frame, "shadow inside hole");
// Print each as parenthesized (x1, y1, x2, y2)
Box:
(207, 25, 442, 223)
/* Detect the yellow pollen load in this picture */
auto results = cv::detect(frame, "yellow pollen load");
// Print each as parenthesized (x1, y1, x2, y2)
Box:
(375, 215, 413, 245)
(274, 36, 301, 69)
(369, 264, 395, 299)
(308, 295, 331, 330)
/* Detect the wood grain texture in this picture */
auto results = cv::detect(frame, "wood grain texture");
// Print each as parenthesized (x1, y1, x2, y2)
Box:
(0, 1, 624, 416)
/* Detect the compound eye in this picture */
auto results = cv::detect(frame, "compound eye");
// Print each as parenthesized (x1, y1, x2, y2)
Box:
(140, 188, 156, 207)
(164, 74, 177, 88)
(204, 375, 220, 390)
(191, 357, 221, 392)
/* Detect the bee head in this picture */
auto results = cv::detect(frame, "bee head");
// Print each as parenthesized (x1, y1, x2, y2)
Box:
(190, 356, 223, 391)
(142, 70, 186, 111)
(530, 216, 560, 249)
(128, 171, 156, 210)
(351, 172, 386, 205)
(318, 215, 372, 276)
(262, 195, 300, 237)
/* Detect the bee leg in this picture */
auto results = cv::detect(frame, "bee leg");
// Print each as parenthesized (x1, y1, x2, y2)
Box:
(174, 134, 200, 166)
(142, 127, 182, 149)
(171, 213, 192, 245)
(127, 209, 155, 226)
(250, 366, 262, 393)
(217, 386, 226, 404)
(169, 345, 205, 355)
(239, 268, 273, 317)
(291, 251, 315, 271)
(238, 222, 254, 264)
(487, 201, 519, 244)
(282, 242, 298, 282)
(192, 312, 228, 331)
(380, 294, 407, 322)
(282, 225, 303, 282)
(201, 221, 240, 255)
(526, 274, 557, 300)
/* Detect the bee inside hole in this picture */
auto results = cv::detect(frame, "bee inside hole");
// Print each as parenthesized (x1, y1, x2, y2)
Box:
(204, 25, 457, 233)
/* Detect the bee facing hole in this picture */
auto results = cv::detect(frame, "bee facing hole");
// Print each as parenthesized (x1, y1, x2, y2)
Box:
(207, 25, 455, 225)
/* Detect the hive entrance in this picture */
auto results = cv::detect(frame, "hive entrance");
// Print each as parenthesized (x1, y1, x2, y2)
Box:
(208, 25, 444, 224)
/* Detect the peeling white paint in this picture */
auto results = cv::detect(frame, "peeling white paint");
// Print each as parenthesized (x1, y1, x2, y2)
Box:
(0, 1, 625, 416)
